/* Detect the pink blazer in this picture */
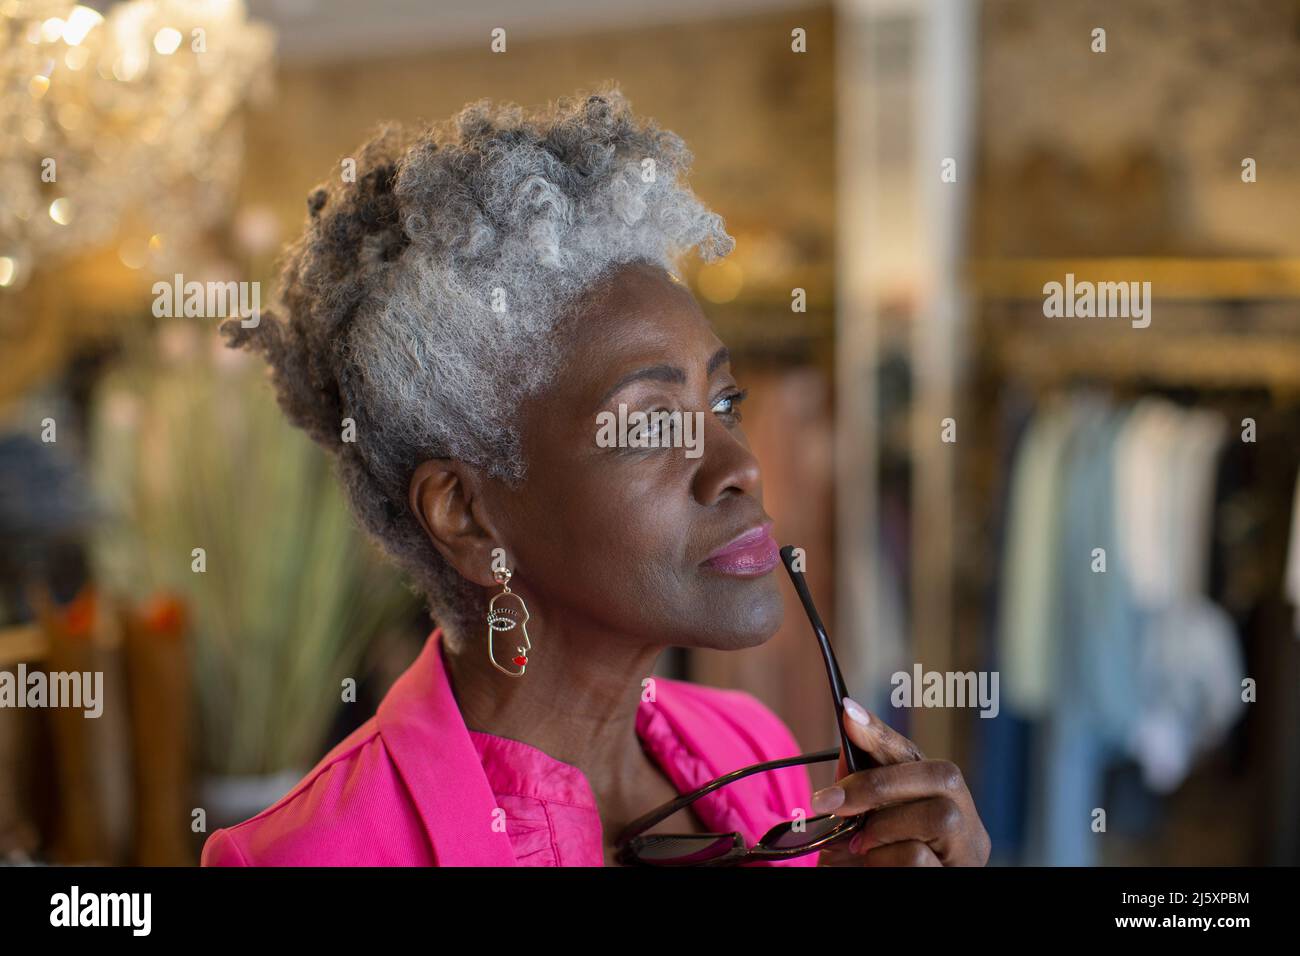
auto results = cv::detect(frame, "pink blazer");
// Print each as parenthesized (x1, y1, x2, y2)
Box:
(201, 629, 819, 866)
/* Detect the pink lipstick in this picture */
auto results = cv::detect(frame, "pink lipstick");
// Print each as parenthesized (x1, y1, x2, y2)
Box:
(703, 523, 780, 577)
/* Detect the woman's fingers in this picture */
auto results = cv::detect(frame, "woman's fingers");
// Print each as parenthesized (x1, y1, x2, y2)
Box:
(818, 700, 935, 810)
(857, 839, 942, 867)
(840, 697, 926, 766)
(811, 699, 992, 866)
(825, 758, 968, 817)
(845, 797, 964, 857)
(819, 834, 944, 867)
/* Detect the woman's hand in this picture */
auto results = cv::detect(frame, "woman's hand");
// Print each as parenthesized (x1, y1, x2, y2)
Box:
(813, 698, 990, 866)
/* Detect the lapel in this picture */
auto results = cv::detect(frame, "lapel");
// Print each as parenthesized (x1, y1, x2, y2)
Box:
(376, 629, 519, 866)
(375, 629, 786, 865)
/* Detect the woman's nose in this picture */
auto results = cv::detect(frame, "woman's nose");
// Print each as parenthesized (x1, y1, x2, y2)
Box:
(690, 416, 762, 506)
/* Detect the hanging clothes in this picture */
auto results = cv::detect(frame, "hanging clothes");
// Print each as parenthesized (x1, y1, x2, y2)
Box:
(993, 391, 1248, 864)
(1130, 599, 1245, 793)
(1026, 394, 1132, 866)
(1114, 400, 1242, 792)
(996, 397, 1075, 718)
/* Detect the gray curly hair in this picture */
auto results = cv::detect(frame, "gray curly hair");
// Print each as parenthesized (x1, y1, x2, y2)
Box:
(221, 84, 734, 645)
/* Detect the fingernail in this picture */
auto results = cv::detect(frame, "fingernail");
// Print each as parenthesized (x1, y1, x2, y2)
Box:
(849, 831, 872, 854)
(843, 696, 870, 727)
(811, 785, 845, 814)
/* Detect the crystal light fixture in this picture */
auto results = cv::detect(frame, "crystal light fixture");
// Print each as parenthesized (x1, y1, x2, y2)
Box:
(0, 0, 275, 291)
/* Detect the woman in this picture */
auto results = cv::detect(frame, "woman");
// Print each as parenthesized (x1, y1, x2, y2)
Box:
(201, 86, 989, 867)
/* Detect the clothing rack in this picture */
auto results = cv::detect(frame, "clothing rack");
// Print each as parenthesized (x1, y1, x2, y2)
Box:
(969, 257, 1300, 301)
(909, 257, 1300, 865)
(953, 294, 1300, 863)
(990, 334, 1300, 395)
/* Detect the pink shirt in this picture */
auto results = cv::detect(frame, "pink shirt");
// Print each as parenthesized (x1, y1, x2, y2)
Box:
(201, 629, 819, 866)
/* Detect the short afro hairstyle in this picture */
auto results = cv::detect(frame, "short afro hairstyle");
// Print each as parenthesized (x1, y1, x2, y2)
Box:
(221, 84, 734, 647)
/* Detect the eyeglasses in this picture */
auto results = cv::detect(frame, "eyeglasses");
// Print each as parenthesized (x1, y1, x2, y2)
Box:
(614, 545, 877, 866)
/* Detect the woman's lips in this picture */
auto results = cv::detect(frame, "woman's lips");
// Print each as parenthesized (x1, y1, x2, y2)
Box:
(702, 523, 780, 577)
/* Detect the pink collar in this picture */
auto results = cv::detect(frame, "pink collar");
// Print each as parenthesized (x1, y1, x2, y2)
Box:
(375, 629, 779, 865)
(376, 629, 518, 865)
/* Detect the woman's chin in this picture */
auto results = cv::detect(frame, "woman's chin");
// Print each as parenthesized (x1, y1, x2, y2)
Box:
(685, 576, 785, 650)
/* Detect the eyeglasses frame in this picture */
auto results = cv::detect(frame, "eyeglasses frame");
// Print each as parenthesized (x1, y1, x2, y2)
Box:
(614, 544, 878, 866)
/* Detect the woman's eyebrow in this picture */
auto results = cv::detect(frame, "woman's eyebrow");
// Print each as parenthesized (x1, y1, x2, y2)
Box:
(597, 346, 731, 406)
(706, 345, 731, 376)
(598, 364, 685, 406)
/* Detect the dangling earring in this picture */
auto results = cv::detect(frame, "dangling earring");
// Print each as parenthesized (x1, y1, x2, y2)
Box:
(487, 564, 532, 677)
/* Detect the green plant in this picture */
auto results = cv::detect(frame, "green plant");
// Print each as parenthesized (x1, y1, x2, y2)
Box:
(90, 323, 418, 775)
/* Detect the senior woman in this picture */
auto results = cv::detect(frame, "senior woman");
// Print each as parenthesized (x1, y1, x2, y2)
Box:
(200, 86, 989, 868)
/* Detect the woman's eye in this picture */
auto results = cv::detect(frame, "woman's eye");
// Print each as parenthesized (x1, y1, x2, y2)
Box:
(643, 409, 670, 442)
(711, 388, 748, 420)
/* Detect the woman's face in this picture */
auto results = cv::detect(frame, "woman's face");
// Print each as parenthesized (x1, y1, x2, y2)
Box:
(484, 260, 784, 651)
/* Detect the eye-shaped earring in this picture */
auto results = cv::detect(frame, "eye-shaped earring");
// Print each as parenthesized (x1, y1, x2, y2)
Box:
(487, 564, 532, 677)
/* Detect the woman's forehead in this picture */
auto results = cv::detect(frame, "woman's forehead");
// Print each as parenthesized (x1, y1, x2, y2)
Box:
(562, 272, 724, 393)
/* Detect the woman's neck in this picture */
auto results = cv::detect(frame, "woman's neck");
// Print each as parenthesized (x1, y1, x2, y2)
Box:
(439, 618, 667, 799)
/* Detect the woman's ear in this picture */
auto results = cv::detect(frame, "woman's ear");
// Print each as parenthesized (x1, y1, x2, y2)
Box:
(408, 459, 502, 588)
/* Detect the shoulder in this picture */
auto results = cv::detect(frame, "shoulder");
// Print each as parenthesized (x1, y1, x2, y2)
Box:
(655, 677, 805, 762)
(652, 678, 819, 866)
(649, 677, 812, 812)
(200, 717, 429, 867)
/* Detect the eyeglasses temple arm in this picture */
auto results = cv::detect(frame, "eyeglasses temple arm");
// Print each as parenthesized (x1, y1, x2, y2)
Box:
(613, 747, 840, 846)
(779, 545, 877, 776)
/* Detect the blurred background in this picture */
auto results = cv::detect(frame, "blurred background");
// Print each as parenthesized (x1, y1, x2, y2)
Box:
(1, 0, 1298, 866)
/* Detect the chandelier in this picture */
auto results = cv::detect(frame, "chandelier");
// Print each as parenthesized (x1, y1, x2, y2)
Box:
(0, 0, 274, 291)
